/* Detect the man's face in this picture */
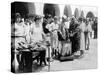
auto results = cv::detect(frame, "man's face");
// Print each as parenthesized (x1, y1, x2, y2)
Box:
(47, 18, 52, 23)
(16, 17, 21, 23)
(54, 19, 58, 24)
(36, 19, 41, 24)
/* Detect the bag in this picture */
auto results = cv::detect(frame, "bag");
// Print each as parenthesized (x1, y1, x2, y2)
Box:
(57, 31, 64, 41)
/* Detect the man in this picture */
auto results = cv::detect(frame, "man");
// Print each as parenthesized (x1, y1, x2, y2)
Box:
(69, 17, 80, 54)
(85, 18, 92, 50)
(92, 18, 97, 39)
(42, 14, 52, 34)
(94, 18, 97, 39)
(11, 13, 26, 71)
(58, 15, 67, 56)
(63, 17, 70, 41)
(46, 16, 59, 58)
(42, 14, 53, 61)
(51, 16, 60, 57)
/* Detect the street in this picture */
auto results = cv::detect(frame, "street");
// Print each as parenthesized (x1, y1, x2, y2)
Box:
(40, 39, 97, 72)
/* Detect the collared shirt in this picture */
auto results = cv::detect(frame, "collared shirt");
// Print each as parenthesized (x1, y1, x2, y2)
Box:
(46, 22, 59, 32)
(11, 22, 25, 37)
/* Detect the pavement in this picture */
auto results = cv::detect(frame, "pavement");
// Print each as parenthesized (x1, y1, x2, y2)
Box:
(39, 39, 97, 72)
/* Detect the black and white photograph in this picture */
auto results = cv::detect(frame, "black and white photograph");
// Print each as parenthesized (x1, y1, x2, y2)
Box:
(11, 1, 98, 73)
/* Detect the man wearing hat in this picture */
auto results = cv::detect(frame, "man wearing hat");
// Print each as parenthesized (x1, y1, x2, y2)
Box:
(46, 16, 60, 58)
(11, 13, 27, 71)
(42, 14, 54, 61)
(68, 17, 80, 54)
(30, 15, 44, 43)
(85, 18, 92, 50)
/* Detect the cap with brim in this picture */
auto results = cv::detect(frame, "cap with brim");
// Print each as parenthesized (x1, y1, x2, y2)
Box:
(62, 15, 67, 19)
(15, 13, 21, 18)
(54, 16, 59, 20)
(78, 17, 83, 22)
(34, 15, 42, 21)
(45, 14, 52, 19)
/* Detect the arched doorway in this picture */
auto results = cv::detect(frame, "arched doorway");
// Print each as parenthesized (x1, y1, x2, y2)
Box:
(86, 11, 94, 19)
(80, 10, 84, 18)
(27, 2, 36, 15)
(11, 2, 36, 18)
(43, 4, 60, 17)
(74, 8, 79, 19)
(64, 5, 72, 17)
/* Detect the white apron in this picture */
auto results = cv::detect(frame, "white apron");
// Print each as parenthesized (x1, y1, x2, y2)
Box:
(79, 22, 86, 50)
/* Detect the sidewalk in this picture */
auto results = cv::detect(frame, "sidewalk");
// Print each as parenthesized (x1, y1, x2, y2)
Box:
(40, 39, 97, 72)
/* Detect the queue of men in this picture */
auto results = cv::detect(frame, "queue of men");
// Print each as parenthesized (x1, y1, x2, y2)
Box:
(11, 12, 97, 72)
